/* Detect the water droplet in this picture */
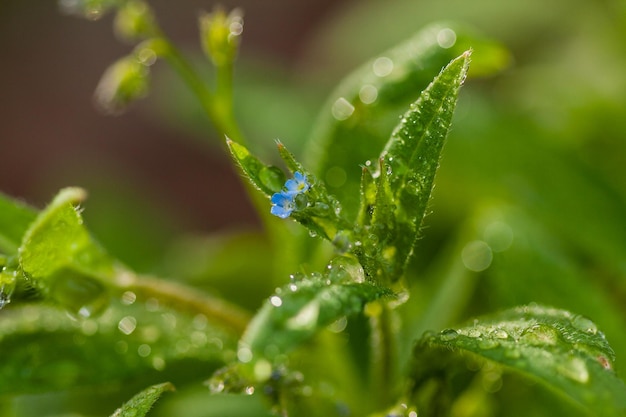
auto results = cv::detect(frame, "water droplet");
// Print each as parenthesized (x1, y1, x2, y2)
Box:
(436, 28, 457, 49)
(504, 348, 521, 359)
(478, 339, 500, 350)
(520, 324, 560, 346)
(193, 314, 208, 330)
(491, 329, 509, 339)
(468, 329, 482, 338)
(331, 97, 355, 121)
(137, 344, 151, 357)
(48, 269, 110, 318)
(327, 255, 365, 283)
(332, 230, 353, 254)
(208, 378, 225, 393)
(359, 84, 378, 104)
(0, 268, 17, 309)
(373, 56, 394, 77)
(558, 356, 589, 383)
(405, 180, 420, 196)
(572, 315, 598, 335)
(121, 291, 137, 305)
(137, 48, 157, 66)
(461, 240, 493, 272)
(254, 359, 273, 381)
(308, 230, 318, 238)
(483, 221, 514, 252)
(237, 346, 253, 363)
(329, 316, 348, 333)
(289, 283, 298, 292)
(287, 300, 320, 330)
(81, 319, 98, 335)
(270, 296, 282, 307)
(245, 386, 255, 395)
(259, 166, 286, 193)
(145, 297, 160, 311)
(152, 356, 166, 371)
(440, 328, 459, 341)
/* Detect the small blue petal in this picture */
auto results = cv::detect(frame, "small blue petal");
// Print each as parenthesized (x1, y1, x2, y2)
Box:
(284, 171, 310, 195)
(270, 191, 295, 218)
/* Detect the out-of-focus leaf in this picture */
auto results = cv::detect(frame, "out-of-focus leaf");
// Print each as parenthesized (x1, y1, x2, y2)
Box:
(409, 305, 626, 416)
(356, 52, 470, 284)
(0, 296, 236, 395)
(18, 188, 116, 317)
(241, 255, 392, 359)
(19, 188, 114, 281)
(306, 23, 506, 219)
(0, 193, 37, 255)
(109, 382, 175, 417)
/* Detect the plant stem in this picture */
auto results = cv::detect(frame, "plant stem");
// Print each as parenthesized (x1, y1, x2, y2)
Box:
(369, 301, 396, 408)
(115, 271, 251, 336)
(151, 37, 246, 145)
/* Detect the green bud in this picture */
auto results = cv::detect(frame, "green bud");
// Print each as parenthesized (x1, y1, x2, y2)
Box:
(114, 0, 158, 41)
(199, 7, 243, 66)
(94, 55, 150, 114)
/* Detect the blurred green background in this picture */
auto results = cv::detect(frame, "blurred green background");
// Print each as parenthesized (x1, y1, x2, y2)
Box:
(1, 0, 626, 415)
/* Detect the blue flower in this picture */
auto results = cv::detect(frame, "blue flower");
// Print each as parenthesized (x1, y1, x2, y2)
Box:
(284, 171, 310, 196)
(270, 191, 295, 219)
(270, 171, 310, 218)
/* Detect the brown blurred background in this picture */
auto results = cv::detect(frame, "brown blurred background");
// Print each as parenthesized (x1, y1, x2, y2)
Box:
(0, 0, 352, 268)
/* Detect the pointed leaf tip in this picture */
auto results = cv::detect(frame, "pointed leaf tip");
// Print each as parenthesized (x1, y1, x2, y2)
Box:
(110, 382, 175, 417)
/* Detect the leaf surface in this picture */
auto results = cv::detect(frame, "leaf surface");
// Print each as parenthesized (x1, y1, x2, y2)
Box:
(409, 305, 626, 416)
(0, 297, 236, 395)
(241, 256, 392, 358)
(356, 51, 471, 284)
(109, 382, 175, 417)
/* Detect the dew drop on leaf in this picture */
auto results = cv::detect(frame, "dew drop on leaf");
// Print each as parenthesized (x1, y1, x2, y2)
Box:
(0, 268, 17, 309)
(440, 328, 459, 341)
(478, 339, 500, 350)
(270, 296, 283, 307)
(48, 269, 110, 319)
(557, 356, 589, 384)
(519, 324, 560, 346)
(287, 300, 320, 330)
(572, 315, 598, 335)
(491, 329, 509, 339)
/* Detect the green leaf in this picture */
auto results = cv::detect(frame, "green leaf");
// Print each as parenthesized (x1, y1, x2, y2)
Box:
(0, 192, 37, 255)
(110, 382, 175, 417)
(356, 51, 471, 284)
(18, 188, 116, 317)
(306, 24, 505, 219)
(0, 296, 236, 395)
(227, 139, 287, 196)
(228, 139, 351, 243)
(241, 255, 393, 360)
(409, 305, 626, 416)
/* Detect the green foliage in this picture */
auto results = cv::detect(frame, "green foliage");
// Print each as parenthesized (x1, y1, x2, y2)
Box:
(109, 382, 175, 417)
(2, 1, 625, 416)
(410, 305, 626, 416)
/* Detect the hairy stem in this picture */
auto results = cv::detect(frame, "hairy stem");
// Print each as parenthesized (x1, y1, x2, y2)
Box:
(116, 271, 251, 335)
(151, 37, 245, 145)
(369, 302, 396, 408)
